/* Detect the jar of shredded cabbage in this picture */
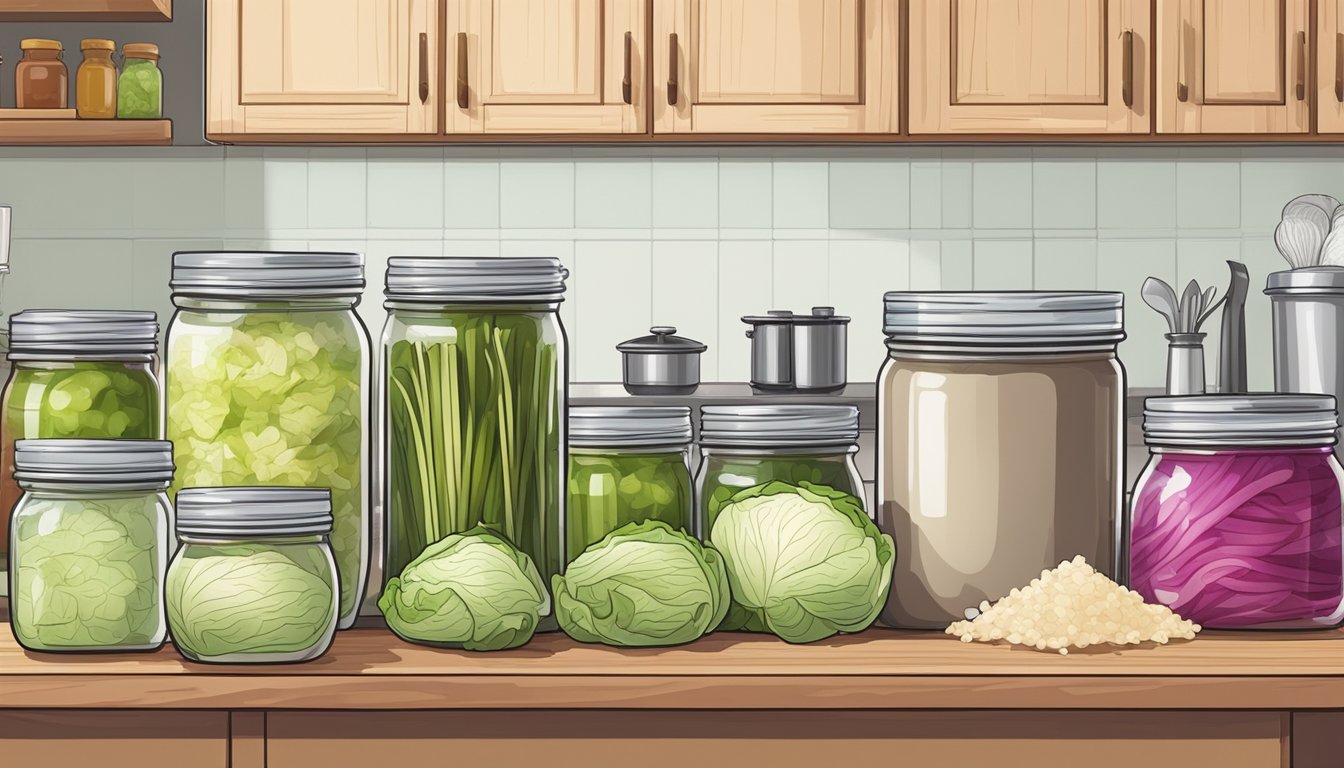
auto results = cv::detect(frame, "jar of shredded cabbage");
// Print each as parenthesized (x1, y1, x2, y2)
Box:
(382, 257, 568, 629)
(166, 252, 369, 630)
(568, 407, 693, 562)
(1131, 394, 1344, 629)
(166, 487, 338, 663)
(1, 310, 162, 569)
(10, 439, 173, 652)
(695, 405, 864, 537)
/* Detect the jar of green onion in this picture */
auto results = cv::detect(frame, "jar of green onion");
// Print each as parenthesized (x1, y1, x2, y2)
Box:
(382, 257, 568, 629)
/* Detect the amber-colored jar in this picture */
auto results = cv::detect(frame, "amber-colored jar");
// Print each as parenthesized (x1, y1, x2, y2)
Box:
(16, 39, 68, 110)
(76, 39, 117, 119)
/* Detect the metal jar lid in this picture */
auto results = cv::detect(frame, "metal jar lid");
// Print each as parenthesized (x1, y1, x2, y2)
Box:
(171, 252, 365, 300)
(699, 405, 859, 448)
(616, 326, 707, 354)
(8, 310, 159, 360)
(1265, 267, 1344, 296)
(742, 307, 851, 325)
(175, 487, 334, 538)
(570, 406, 693, 448)
(883, 291, 1125, 349)
(1143, 394, 1339, 447)
(385, 257, 568, 303)
(14, 439, 174, 486)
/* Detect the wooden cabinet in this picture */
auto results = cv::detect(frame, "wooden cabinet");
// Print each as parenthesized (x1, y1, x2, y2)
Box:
(446, 0, 646, 134)
(909, 0, 1150, 135)
(1158, 0, 1310, 134)
(652, 0, 900, 135)
(207, 0, 438, 137)
(1320, 0, 1344, 133)
(0, 711, 228, 767)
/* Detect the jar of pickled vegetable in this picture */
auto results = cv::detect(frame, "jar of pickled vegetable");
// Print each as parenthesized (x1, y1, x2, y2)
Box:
(695, 405, 864, 536)
(166, 487, 337, 663)
(10, 439, 173, 653)
(166, 252, 369, 630)
(76, 39, 117, 119)
(117, 43, 161, 119)
(1, 310, 162, 568)
(383, 257, 568, 629)
(1131, 395, 1344, 629)
(568, 406, 692, 562)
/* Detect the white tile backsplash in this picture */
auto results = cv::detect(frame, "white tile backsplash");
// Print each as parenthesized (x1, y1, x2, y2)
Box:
(443, 160, 501, 229)
(773, 240, 830, 310)
(652, 241, 719, 381)
(973, 239, 1034, 289)
(1097, 156, 1177, 230)
(575, 241, 652, 380)
(772, 161, 829, 229)
(500, 161, 576, 229)
(575, 160, 652, 228)
(717, 240, 773, 381)
(973, 157, 1032, 229)
(653, 160, 718, 228)
(829, 160, 910, 230)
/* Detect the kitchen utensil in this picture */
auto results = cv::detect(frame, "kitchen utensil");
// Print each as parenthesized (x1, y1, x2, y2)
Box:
(1276, 217, 1327, 269)
(1165, 332, 1207, 395)
(1284, 200, 1333, 233)
(1219, 260, 1249, 394)
(1144, 275, 1221, 394)
(1266, 267, 1344, 448)
(1141, 277, 1180, 333)
(617, 326, 706, 395)
(1321, 227, 1344, 267)
(1284, 194, 1341, 218)
(742, 307, 849, 394)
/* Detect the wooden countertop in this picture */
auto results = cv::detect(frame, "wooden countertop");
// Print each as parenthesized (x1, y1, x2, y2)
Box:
(2, 627, 1344, 711)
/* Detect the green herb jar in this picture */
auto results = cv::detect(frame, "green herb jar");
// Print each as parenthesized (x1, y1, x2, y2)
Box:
(696, 405, 865, 535)
(567, 407, 693, 562)
(382, 257, 567, 629)
(166, 488, 337, 664)
(9, 439, 173, 653)
(166, 252, 369, 630)
(1, 311, 162, 567)
(116, 43, 161, 119)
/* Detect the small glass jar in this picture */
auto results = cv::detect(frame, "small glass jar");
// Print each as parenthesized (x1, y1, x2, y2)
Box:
(1, 311, 162, 568)
(1130, 395, 1344, 629)
(166, 487, 338, 664)
(568, 406, 693, 562)
(9, 439, 173, 653)
(15, 39, 67, 110)
(117, 43, 162, 119)
(76, 39, 117, 119)
(695, 405, 864, 537)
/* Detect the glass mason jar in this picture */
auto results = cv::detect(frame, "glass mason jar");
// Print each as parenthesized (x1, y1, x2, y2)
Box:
(696, 405, 864, 537)
(1131, 395, 1344, 629)
(568, 406, 693, 562)
(382, 257, 568, 629)
(15, 39, 67, 110)
(166, 488, 337, 664)
(1, 310, 162, 569)
(166, 252, 369, 630)
(117, 44, 162, 119)
(76, 38, 117, 119)
(877, 292, 1125, 629)
(9, 439, 173, 653)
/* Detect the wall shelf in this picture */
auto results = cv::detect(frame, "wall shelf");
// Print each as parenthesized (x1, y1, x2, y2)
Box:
(0, 119, 171, 145)
(0, 0, 171, 21)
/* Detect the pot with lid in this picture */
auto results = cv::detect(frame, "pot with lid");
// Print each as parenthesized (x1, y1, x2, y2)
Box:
(743, 306, 849, 394)
(617, 326, 706, 395)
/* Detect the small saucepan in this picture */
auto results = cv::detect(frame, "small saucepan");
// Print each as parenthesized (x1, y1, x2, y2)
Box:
(617, 326, 707, 395)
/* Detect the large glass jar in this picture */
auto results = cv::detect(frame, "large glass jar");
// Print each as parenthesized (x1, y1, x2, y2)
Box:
(166, 488, 337, 664)
(166, 252, 369, 630)
(15, 39, 67, 110)
(1131, 395, 1344, 629)
(1, 310, 162, 568)
(695, 405, 864, 537)
(9, 439, 173, 653)
(76, 38, 117, 119)
(117, 44, 162, 119)
(877, 292, 1125, 629)
(568, 406, 692, 562)
(382, 257, 567, 629)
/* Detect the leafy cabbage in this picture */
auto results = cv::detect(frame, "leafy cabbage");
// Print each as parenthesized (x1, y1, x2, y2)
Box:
(378, 528, 549, 651)
(553, 521, 728, 647)
(709, 482, 895, 644)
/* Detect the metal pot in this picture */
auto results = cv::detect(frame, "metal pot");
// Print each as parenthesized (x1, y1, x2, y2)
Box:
(743, 307, 848, 394)
(617, 326, 706, 395)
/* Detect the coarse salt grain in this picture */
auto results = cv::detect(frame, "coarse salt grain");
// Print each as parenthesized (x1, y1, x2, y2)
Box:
(945, 555, 1200, 655)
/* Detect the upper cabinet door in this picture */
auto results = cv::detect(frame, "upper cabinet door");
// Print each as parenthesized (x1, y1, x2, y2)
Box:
(909, 0, 1150, 135)
(447, 0, 646, 134)
(1158, 0, 1309, 134)
(1319, 0, 1344, 133)
(207, 0, 438, 137)
(653, 0, 900, 135)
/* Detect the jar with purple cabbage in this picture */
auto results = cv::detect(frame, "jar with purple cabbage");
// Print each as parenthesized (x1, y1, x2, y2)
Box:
(1130, 394, 1344, 629)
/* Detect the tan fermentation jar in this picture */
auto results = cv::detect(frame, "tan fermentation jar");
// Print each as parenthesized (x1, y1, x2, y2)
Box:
(877, 292, 1126, 629)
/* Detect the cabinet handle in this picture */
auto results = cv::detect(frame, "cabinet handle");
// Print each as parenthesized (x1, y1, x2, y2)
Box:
(456, 32, 469, 109)
(418, 33, 429, 104)
(667, 33, 679, 106)
(1296, 30, 1307, 101)
(622, 31, 633, 105)
(1176, 19, 1189, 102)
(1121, 29, 1134, 108)
(1337, 33, 1343, 102)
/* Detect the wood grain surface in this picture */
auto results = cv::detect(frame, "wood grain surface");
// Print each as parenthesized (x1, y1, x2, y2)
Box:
(0, 0, 171, 21)
(0, 119, 171, 145)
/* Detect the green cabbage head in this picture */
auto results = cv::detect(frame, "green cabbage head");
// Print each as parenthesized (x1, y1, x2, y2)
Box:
(553, 521, 729, 647)
(378, 527, 550, 651)
(710, 482, 895, 644)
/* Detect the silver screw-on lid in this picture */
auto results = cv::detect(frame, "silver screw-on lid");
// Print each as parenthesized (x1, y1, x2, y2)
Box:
(570, 406, 692, 448)
(883, 291, 1125, 348)
(8, 310, 159, 360)
(385, 257, 568, 303)
(1143, 394, 1339, 447)
(175, 487, 334, 538)
(699, 405, 859, 447)
(171, 252, 365, 300)
(616, 326, 707, 354)
(1265, 267, 1344, 295)
(14, 439, 174, 486)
